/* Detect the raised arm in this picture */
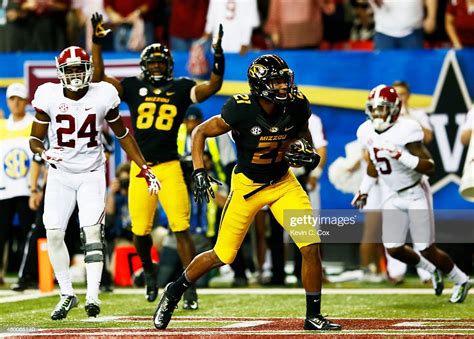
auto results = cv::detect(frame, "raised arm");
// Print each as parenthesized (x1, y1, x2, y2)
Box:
(91, 13, 124, 96)
(193, 24, 225, 103)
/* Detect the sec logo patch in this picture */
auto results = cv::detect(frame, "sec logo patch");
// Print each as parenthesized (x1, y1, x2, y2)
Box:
(250, 126, 262, 136)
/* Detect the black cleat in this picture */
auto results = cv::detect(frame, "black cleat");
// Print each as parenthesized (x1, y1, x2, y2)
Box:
(304, 315, 342, 331)
(432, 269, 444, 296)
(85, 297, 101, 317)
(183, 286, 198, 310)
(153, 283, 179, 329)
(145, 267, 158, 302)
(51, 295, 79, 320)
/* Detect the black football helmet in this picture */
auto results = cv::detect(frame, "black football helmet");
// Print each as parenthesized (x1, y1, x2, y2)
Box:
(140, 43, 174, 84)
(247, 54, 297, 104)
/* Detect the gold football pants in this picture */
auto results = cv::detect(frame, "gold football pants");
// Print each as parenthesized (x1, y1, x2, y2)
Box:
(129, 160, 190, 236)
(214, 169, 320, 264)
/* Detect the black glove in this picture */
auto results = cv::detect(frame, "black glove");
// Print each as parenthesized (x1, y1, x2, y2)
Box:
(284, 139, 321, 170)
(91, 12, 111, 45)
(211, 24, 225, 76)
(192, 168, 222, 204)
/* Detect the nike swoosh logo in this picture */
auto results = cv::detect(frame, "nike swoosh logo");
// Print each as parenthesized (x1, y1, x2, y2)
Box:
(285, 126, 294, 132)
(85, 107, 93, 111)
(166, 92, 175, 96)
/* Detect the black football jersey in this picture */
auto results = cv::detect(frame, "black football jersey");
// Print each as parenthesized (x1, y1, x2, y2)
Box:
(221, 92, 311, 183)
(121, 76, 196, 163)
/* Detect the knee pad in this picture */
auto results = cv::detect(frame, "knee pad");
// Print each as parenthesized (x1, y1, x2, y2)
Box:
(80, 224, 105, 263)
(46, 229, 66, 247)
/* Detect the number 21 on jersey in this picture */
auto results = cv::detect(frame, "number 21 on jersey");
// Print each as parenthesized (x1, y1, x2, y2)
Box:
(136, 102, 177, 131)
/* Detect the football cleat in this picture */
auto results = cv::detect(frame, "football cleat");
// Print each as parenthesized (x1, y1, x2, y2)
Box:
(183, 286, 198, 310)
(51, 295, 79, 320)
(145, 267, 158, 302)
(153, 283, 179, 329)
(85, 297, 101, 317)
(449, 280, 472, 303)
(304, 315, 342, 331)
(431, 269, 444, 296)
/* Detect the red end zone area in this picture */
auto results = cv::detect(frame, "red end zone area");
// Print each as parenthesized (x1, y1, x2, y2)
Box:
(7, 317, 474, 338)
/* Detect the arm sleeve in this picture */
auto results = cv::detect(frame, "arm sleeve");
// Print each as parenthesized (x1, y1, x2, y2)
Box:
(220, 97, 240, 128)
(31, 84, 51, 117)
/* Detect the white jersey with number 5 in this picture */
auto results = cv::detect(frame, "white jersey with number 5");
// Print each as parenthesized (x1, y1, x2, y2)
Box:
(357, 118, 424, 191)
(32, 82, 120, 173)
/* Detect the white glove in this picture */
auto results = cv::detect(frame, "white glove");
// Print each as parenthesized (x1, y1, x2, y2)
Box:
(41, 147, 64, 165)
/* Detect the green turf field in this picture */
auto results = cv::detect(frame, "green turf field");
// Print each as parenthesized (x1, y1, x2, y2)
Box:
(0, 277, 473, 337)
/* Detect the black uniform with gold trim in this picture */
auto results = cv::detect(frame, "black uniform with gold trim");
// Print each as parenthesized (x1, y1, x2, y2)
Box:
(221, 92, 311, 183)
(124, 75, 196, 236)
(122, 76, 196, 164)
(214, 91, 320, 265)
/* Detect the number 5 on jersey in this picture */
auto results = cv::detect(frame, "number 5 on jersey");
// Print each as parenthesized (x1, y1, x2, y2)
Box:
(136, 102, 177, 131)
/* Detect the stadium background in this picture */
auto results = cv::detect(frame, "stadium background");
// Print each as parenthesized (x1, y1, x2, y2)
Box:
(0, 48, 473, 211)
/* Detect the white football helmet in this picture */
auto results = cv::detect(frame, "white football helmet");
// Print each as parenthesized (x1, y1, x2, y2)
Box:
(56, 46, 93, 92)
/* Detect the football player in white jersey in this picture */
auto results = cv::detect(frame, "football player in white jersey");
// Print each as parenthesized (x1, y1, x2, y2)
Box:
(352, 84, 471, 303)
(29, 46, 160, 320)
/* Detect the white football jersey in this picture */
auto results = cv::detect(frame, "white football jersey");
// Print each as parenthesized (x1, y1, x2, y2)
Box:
(357, 118, 424, 191)
(32, 82, 120, 173)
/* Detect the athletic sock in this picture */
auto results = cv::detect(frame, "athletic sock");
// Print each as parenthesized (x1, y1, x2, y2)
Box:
(168, 271, 192, 299)
(133, 234, 154, 272)
(305, 291, 321, 318)
(448, 265, 469, 285)
(416, 255, 436, 273)
(55, 270, 74, 296)
(86, 261, 104, 301)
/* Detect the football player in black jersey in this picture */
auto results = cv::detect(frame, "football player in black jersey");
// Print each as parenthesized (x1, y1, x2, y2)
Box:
(153, 55, 341, 331)
(91, 13, 224, 306)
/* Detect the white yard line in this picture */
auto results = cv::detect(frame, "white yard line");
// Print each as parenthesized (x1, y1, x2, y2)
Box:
(0, 287, 471, 303)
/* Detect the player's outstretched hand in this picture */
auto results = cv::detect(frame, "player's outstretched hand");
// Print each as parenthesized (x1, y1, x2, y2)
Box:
(41, 147, 64, 165)
(212, 24, 224, 56)
(91, 12, 112, 45)
(136, 164, 161, 195)
(192, 168, 222, 204)
(351, 191, 368, 210)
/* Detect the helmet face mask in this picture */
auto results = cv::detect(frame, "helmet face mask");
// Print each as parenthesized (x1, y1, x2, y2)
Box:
(248, 54, 297, 105)
(365, 85, 401, 132)
(140, 43, 174, 85)
(56, 46, 93, 92)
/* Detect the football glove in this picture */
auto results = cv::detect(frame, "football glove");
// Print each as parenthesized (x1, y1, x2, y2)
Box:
(351, 191, 368, 210)
(375, 142, 419, 169)
(211, 24, 225, 76)
(91, 12, 112, 45)
(136, 164, 160, 195)
(41, 147, 64, 165)
(285, 139, 321, 170)
(192, 168, 222, 204)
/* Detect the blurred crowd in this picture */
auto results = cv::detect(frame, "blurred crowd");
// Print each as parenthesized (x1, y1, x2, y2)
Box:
(1, 0, 473, 53)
